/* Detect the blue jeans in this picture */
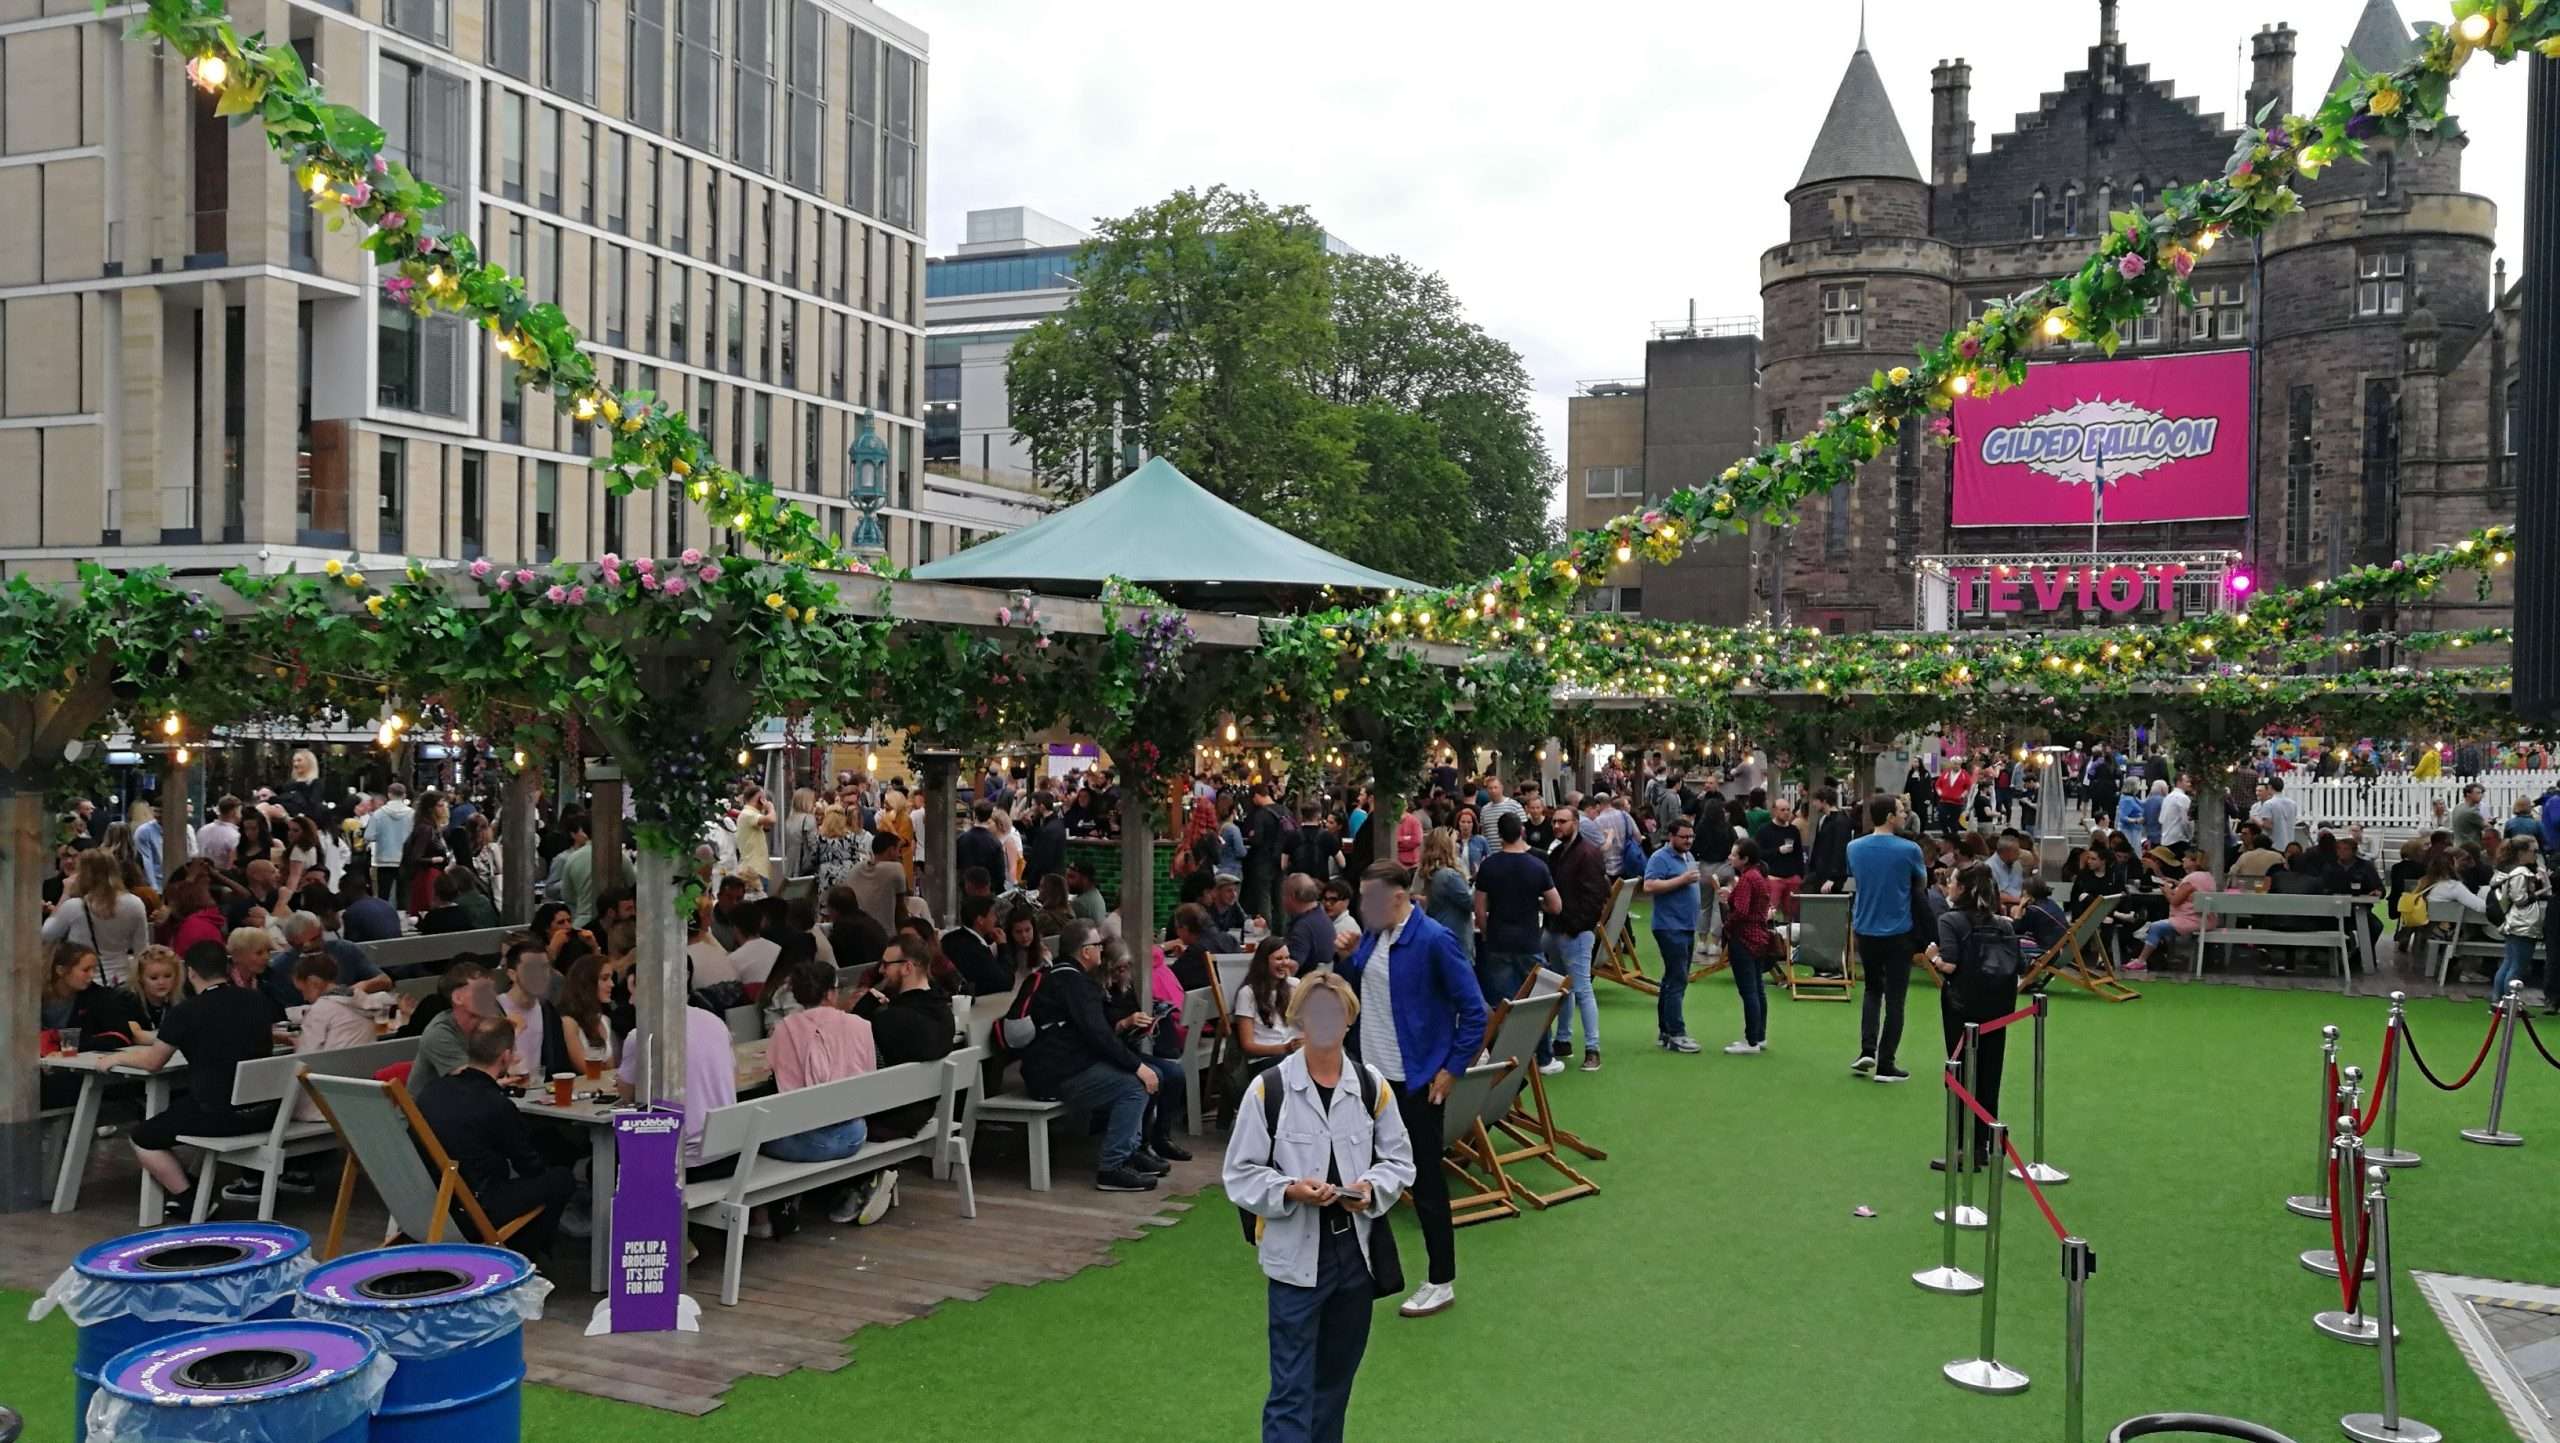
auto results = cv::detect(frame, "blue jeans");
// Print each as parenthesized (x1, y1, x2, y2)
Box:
(2496, 936, 2540, 997)
(2141, 919, 2182, 950)
(1142, 1054, 1187, 1143)
(1726, 936, 1768, 1046)
(1052, 1062, 1148, 1171)
(1263, 1215, 1374, 1443)
(1546, 930, 1599, 1052)
(762, 1116, 868, 1163)
(1477, 952, 1550, 1064)
(1654, 930, 1695, 1038)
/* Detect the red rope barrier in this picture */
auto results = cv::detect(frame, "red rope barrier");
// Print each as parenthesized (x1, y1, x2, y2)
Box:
(1943, 1072, 2070, 1244)
(2355, 1027, 2397, 1136)
(2522, 1011, 2560, 1074)
(1976, 1004, 2036, 1036)
(2402, 1005, 2502, 1091)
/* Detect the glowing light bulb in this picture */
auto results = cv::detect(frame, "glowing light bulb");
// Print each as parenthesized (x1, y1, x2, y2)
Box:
(161, 713, 182, 737)
(1614, 543, 1633, 563)
(1224, 721, 1239, 743)
(738, 750, 753, 767)
(2194, 228, 2221, 253)
(691, 479, 709, 499)
(733, 510, 750, 528)
(427, 267, 447, 289)
(175, 745, 191, 765)
(513, 749, 528, 769)
(2457, 10, 2492, 42)
(2042, 313, 2068, 338)
(866, 750, 879, 772)
(193, 53, 228, 89)
(575, 395, 599, 420)
(308, 168, 331, 196)
(1950, 375, 1973, 396)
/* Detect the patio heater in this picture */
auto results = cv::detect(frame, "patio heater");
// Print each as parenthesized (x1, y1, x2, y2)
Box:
(848, 412, 891, 555)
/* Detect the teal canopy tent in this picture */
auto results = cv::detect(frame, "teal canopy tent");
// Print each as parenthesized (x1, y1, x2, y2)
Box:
(909, 457, 1424, 610)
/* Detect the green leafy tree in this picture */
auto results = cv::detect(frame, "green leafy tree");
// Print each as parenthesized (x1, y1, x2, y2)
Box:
(1006, 187, 1558, 585)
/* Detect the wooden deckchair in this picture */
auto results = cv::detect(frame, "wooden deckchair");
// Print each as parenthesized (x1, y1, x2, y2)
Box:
(2025, 893, 2137, 1002)
(1476, 990, 1599, 1208)
(1592, 877, 1720, 994)
(299, 1072, 544, 1261)
(1437, 1060, 1523, 1228)
(1785, 893, 1857, 1002)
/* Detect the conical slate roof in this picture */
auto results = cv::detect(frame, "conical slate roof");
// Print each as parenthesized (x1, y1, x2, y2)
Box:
(1796, 39, 1923, 188)
(2330, 0, 2418, 96)
(907, 456, 1424, 608)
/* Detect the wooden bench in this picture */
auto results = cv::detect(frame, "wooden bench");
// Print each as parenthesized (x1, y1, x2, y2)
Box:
(181, 1037, 419, 1221)
(2194, 892, 2366, 993)
(2423, 901, 2510, 987)
(1175, 986, 1222, 1138)
(963, 1089, 1070, 1193)
(360, 926, 517, 979)
(688, 1058, 975, 1305)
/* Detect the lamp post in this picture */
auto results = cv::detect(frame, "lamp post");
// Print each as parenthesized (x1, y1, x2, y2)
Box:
(848, 412, 890, 556)
(2516, 54, 2558, 722)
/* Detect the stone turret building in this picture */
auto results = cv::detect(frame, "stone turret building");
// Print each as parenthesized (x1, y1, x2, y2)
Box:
(1752, 0, 2521, 636)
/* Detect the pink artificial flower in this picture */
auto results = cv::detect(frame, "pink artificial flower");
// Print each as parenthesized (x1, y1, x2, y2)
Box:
(1035, 636, 1051, 649)
(996, 607, 1013, 626)
(2117, 252, 2148, 281)
(697, 563, 722, 583)
(469, 558, 493, 580)
(664, 576, 688, 596)
(1958, 335, 1982, 359)
(494, 571, 514, 591)
(377, 212, 404, 232)
(635, 555, 656, 572)
(545, 585, 568, 603)
(567, 585, 587, 605)
(600, 552, 622, 570)
(346, 179, 372, 207)
(601, 566, 621, 589)
(515, 569, 536, 587)
(371, 155, 388, 176)
(382, 275, 416, 304)
(1929, 415, 1955, 438)
(2236, 159, 2255, 177)
(2170, 250, 2196, 279)
(680, 548, 703, 567)
(640, 572, 661, 591)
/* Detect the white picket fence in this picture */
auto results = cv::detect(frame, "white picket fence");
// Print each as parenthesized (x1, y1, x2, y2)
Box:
(2287, 771, 2560, 845)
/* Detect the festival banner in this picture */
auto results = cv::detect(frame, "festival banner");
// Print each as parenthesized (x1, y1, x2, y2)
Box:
(1951, 350, 2251, 527)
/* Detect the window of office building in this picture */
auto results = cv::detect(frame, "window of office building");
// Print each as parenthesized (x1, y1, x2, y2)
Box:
(733, 0, 774, 174)
(777, 312, 794, 384)
(544, 0, 594, 103)
(497, 89, 526, 199)
(847, 28, 877, 216)
(387, 0, 449, 46)
(1582, 466, 1640, 498)
(535, 221, 560, 304)
(667, 484, 688, 551)
(603, 245, 626, 344)
(643, 258, 661, 348)
(721, 171, 742, 267)
(533, 460, 559, 560)
(784, 0, 825, 193)
(804, 403, 822, 489)
(377, 440, 406, 552)
(604, 131, 627, 232)
(604, 488, 626, 556)
(753, 392, 771, 474)
(774, 197, 797, 287)
(628, 0, 667, 131)
(2356, 251, 2407, 318)
(459, 450, 485, 557)
(2285, 384, 2316, 563)
(724, 279, 745, 372)
(2360, 379, 2400, 558)
(536, 104, 561, 211)
(666, 155, 689, 250)
(381, 55, 469, 231)
(490, 0, 531, 77)
(1819, 283, 1864, 347)
(883, 47, 916, 229)
(668, 269, 689, 356)
(676, 0, 721, 152)
(377, 298, 465, 417)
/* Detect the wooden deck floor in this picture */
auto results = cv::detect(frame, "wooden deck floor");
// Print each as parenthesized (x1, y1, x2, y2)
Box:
(9, 1124, 1219, 1416)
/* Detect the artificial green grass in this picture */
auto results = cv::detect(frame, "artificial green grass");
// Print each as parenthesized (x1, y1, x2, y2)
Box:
(9, 979, 2550, 1441)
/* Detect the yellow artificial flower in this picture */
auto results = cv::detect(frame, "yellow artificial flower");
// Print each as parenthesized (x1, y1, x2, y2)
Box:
(669, 457, 692, 477)
(323, 559, 344, 576)
(784, 605, 801, 622)
(601, 397, 622, 423)
(2368, 86, 2402, 116)
(344, 571, 366, 588)
(364, 595, 386, 616)
(1888, 366, 1912, 385)
(764, 592, 786, 609)
(2540, 35, 2560, 58)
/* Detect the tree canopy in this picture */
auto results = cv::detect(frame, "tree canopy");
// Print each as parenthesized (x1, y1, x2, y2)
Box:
(1005, 186, 1559, 586)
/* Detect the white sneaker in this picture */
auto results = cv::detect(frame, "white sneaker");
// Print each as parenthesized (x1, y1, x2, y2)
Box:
(1723, 1041, 1764, 1055)
(859, 1170, 899, 1226)
(1850, 1055, 1877, 1076)
(1399, 1281, 1455, 1318)
(1666, 1035, 1702, 1054)
(1538, 1057, 1566, 1076)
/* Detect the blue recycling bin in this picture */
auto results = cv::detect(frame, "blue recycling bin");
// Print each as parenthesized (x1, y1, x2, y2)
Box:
(295, 1245, 547, 1443)
(32, 1224, 312, 1443)
(84, 1320, 391, 1443)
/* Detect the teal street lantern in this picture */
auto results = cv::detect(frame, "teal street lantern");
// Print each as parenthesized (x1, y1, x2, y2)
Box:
(848, 412, 891, 553)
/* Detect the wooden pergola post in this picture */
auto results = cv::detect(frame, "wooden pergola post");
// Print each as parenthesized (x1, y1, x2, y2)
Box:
(587, 762, 629, 902)
(918, 750, 959, 925)
(501, 766, 538, 924)
(1118, 785, 1157, 958)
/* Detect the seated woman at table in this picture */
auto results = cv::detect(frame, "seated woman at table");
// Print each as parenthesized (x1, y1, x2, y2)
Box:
(40, 944, 117, 1108)
(159, 873, 228, 957)
(560, 953, 616, 1076)
(95, 944, 185, 1046)
(2016, 880, 2069, 961)
(760, 956, 879, 1229)
(2125, 846, 2218, 974)
(1228, 937, 1301, 1090)
(759, 932, 824, 1029)
(81, 941, 283, 1220)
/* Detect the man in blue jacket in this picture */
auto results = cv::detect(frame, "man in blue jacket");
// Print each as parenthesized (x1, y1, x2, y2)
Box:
(1340, 860, 1488, 1319)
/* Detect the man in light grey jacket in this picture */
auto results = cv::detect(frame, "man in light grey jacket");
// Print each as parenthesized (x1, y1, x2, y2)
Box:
(1223, 972, 1415, 1443)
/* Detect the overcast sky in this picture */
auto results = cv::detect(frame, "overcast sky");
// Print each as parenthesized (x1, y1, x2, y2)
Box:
(896, 0, 2534, 494)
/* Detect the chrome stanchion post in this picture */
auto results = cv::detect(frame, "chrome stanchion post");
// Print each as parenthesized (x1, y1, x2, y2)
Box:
(1945, 1120, 2029, 1395)
(2342, 1164, 2443, 1443)
(2062, 1235, 2095, 1443)
(1949, 1022, 1987, 1229)
(2316, 1113, 2395, 1346)
(1918, 1057, 1985, 1295)
(2013, 992, 2069, 1186)
(2461, 980, 2526, 1147)
(2288, 1025, 2343, 1218)
(2303, 1067, 2375, 1280)
(2369, 994, 2422, 1169)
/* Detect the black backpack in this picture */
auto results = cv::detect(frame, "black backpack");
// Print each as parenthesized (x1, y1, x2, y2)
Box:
(1236, 1063, 1384, 1244)
(998, 963, 1075, 1056)
(1961, 913, 2026, 983)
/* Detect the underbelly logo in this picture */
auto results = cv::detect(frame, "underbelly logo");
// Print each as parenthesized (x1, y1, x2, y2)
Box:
(1977, 398, 2221, 488)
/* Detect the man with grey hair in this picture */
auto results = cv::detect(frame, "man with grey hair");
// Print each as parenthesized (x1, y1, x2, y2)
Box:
(277, 909, 389, 996)
(413, 975, 500, 1091)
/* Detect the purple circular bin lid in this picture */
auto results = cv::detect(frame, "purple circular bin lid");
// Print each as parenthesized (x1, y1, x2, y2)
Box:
(73, 1224, 309, 1281)
(301, 1245, 531, 1308)
(99, 1321, 379, 1405)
